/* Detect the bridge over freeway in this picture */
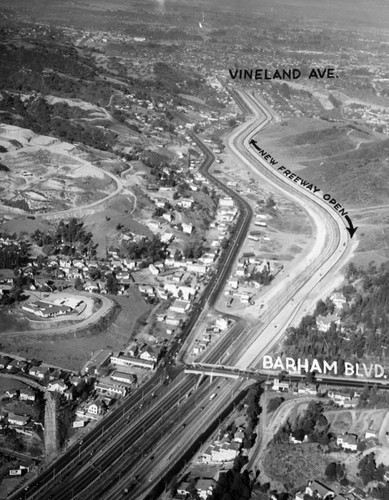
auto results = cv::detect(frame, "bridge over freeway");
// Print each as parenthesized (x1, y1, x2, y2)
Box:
(184, 363, 389, 392)
(184, 363, 266, 381)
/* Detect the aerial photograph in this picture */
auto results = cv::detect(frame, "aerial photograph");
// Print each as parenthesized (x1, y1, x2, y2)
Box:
(0, 0, 389, 498)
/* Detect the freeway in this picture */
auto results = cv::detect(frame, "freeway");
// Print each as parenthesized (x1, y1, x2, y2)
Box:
(11, 89, 257, 500)
(13, 88, 354, 499)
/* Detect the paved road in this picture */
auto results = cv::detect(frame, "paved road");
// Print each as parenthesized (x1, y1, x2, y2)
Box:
(12, 89, 353, 500)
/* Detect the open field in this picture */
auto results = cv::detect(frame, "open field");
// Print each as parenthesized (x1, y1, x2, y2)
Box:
(263, 442, 328, 489)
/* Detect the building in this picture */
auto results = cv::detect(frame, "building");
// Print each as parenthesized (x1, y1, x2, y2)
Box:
(196, 478, 217, 499)
(29, 366, 49, 380)
(19, 388, 35, 402)
(337, 434, 358, 452)
(47, 380, 68, 394)
(169, 300, 191, 314)
(110, 371, 135, 385)
(316, 314, 341, 333)
(139, 348, 159, 363)
(110, 354, 155, 370)
(330, 292, 347, 310)
(148, 264, 159, 276)
(8, 413, 30, 426)
(83, 349, 112, 375)
(88, 400, 106, 416)
(95, 381, 127, 398)
(22, 300, 73, 318)
(182, 222, 194, 234)
(303, 480, 335, 499)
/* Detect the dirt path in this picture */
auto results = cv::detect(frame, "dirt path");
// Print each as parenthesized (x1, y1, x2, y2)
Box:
(245, 394, 315, 471)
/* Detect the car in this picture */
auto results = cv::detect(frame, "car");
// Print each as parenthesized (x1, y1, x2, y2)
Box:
(182, 423, 187, 428)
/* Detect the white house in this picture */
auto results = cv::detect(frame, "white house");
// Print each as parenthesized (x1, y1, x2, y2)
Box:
(88, 400, 105, 416)
(336, 434, 358, 451)
(316, 314, 341, 333)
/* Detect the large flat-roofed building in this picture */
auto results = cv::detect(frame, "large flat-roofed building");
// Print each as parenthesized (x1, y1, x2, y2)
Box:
(110, 371, 136, 385)
(110, 354, 155, 370)
(83, 349, 112, 375)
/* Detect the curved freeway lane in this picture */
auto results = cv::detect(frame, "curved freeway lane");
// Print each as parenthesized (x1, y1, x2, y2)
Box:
(226, 89, 352, 369)
(10, 90, 355, 500)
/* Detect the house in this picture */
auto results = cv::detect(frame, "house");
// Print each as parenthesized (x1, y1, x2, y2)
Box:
(182, 222, 193, 234)
(29, 366, 49, 380)
(69, 376, 83, 388)
(84, 281, 100, 293)
(180, 198, 194, 209)
(47, 380, 68, 394)
(272, 378, 289, 392)
(6, 359, 20, 372)
(337, 434, 358, 452)
(0, 356, 11, 369)
(196, 478, 217, 499)
(365, 429, 378, 440)
(139, 347, 159, 363)
(88, 400, 106, 416)
(177, 481, 191, 497)
(170, 300, 191, 314)
(148, 264, 159, 276)
(19, 388, 35, 402)
(8, 413, 30, 427)
(127, 342, 138, 357)
(304, 480, 334, 499)
(64, 388, 75, 401)
(228, 278, 239, 289)
(233, 428, 245, 443)
(316, 314, 341, 333)
(215, 317, 228, 330)
(330, 292, 347, 310)
(6, 389, 18, 399)
(186, 262, 207, 274)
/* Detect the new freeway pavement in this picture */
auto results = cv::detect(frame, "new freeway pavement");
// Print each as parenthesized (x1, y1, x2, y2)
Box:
(12, 89, 356, 500)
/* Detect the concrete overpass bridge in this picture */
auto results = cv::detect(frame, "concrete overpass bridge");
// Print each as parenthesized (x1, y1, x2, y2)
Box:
(184, 363, 266, 382)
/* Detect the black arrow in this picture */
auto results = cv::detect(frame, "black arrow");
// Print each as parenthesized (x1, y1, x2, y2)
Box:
(250, 139, 260, 151)
(345, 215, 358, 238)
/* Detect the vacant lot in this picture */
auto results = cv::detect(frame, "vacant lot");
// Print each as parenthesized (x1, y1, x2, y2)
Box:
(263, 442, 328, 490)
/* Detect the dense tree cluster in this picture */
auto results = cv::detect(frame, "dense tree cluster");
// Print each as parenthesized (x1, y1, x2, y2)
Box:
(120, 234, 167, 264)
(273, 401, 332, 446)
(284, 261, 389, 367)
(358, 452, 385, 485)
(0, 233, 31, 269)
(32, 218, 96, 257)
(242, 383, 263, 449)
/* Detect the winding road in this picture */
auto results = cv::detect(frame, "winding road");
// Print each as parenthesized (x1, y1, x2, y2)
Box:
(10, 88, 358, 500)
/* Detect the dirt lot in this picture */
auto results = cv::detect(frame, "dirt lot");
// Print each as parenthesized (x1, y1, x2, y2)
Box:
(0, 124, 115, 213)
(263, 442, 329, 490)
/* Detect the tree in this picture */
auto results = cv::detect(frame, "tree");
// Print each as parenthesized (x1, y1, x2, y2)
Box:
(265, 196, 276, 209)
(74, 276, 84, 291)
(325, 462, 338, 481)
(267, 397, 284, 413)
(106, 274, 119, 295)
